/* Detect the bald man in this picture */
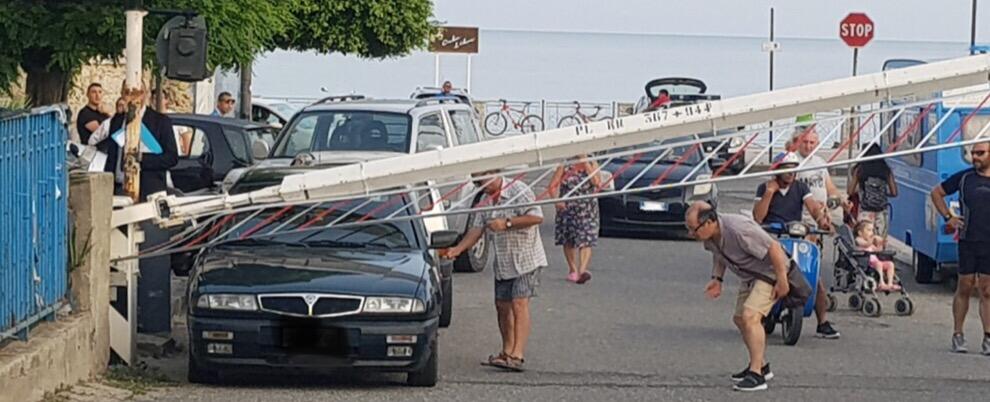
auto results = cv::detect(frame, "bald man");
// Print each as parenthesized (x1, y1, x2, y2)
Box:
(686, 201, 791, 392)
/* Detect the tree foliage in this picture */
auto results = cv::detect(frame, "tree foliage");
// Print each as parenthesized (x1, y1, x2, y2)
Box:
(0, 0, 436, 104)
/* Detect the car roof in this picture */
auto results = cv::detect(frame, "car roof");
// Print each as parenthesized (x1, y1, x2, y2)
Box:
(301, 98, 472, 115)
(168, 113, 269, 129)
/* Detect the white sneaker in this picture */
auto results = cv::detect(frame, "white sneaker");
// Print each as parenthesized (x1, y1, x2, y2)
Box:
(952, 333, 968, 353)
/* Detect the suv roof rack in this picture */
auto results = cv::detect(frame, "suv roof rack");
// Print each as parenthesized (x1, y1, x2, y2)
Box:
(311, 94, 366, 105)
(414, 96, 468, 107)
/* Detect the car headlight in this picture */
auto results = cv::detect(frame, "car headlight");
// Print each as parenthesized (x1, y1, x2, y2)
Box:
(729, 136, 744, 148)
(689, 174, 713, 198)
(196, 294, 258, 311)
(363, 297, 426, 314)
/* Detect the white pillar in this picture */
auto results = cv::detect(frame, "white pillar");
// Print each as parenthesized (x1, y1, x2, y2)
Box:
(466, 55, 472, 92)
(124, 10, 146, 90)
(434, 54, 440, 86)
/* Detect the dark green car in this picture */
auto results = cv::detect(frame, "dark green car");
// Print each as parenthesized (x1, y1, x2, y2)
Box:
(185, 167, 457, 386)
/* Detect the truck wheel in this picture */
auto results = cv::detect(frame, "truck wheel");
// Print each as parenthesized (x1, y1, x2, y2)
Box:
(439, 277, 453, 328)
(407, 340, 438, 387)
(913, 251, 937, 284)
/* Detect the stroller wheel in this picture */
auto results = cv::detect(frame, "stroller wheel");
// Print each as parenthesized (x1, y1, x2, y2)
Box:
(894, 298, 914, 316)
(863, 277, 878, 293)
(848, 293, 864, 311)
(826, 294, 838, 312)
(862, 297, 882, 317)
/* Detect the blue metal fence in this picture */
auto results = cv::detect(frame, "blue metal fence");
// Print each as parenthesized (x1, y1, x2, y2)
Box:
(0, 106, 69, 341)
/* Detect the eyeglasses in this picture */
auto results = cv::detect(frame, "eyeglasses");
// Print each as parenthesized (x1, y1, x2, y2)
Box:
(972, 150, 987, 157)
(221, 99, 235, 104)
(685, 219, 709, 233)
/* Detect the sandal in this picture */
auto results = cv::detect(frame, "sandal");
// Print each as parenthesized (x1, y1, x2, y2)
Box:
(577, 272, 592, 284)
(481, 352, 509, 366)
(492, 355, 526, 372)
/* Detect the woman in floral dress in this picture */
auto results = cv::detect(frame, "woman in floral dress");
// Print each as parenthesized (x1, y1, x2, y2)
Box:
(549, 154, 601, 284)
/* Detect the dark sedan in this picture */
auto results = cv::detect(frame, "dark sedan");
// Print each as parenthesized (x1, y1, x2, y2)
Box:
(186, 169, 456, 386)
(168, 114, 277, 194)
(598, 137, 719, 237)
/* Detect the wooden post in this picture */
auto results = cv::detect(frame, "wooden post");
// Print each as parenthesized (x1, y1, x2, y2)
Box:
(123, 7, 147, 202)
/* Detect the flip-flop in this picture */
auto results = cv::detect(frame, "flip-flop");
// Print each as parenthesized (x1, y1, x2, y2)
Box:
(492, 356, 526, 372)
(577, 272, 592, 284)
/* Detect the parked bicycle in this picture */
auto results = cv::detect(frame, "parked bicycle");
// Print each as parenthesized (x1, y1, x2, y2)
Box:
(484, 99, 544, 136)
(557, 101, 610, 128)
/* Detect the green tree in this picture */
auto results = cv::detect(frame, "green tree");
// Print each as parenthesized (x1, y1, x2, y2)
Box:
(0, 0, 435, 107)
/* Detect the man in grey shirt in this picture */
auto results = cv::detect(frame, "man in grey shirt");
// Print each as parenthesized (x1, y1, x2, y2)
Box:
(686, 201, 791, 392)
(444, 170, 547, 372)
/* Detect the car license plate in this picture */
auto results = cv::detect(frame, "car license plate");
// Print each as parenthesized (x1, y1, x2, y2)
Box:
(281, 328, 339, 349)
(640, 201, 667, 212)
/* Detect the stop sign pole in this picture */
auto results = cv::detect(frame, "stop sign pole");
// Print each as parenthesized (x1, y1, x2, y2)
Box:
(839, 13, 874, 156)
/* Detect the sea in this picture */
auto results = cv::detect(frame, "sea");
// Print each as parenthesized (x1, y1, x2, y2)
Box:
(249, 28, 973, 104)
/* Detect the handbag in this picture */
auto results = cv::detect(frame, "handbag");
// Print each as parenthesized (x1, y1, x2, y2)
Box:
(715, 249, 812, 309)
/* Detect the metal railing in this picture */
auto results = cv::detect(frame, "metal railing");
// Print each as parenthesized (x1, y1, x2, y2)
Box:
(1, 106, 69, 342)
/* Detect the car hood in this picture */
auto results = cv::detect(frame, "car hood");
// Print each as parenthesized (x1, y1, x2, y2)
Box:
(192, 247, 429, 297)
(604, 160, 702, 188)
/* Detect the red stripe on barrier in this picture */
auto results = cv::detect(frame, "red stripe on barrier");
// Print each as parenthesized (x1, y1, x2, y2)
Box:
(713, 132, 759, 178)
(946, 92, 990, 144)
(594, 153, 643, 194)
(650, 143, 700, 187)
(238, 206, 293, 240)
(421, 180, 470, 214)
(299, 200, 353, 229)
(185, 214, 237, 247)
(826, 116, 875, 163)
(888, 104, 935, 152)
(357, 195, 404, 223)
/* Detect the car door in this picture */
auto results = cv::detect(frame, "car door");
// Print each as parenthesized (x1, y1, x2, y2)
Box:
(415, 112, 449, 152)
(170, 121, 215, 192)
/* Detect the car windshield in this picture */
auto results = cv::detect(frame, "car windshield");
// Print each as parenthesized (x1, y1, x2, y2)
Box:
(648, 81, 705, 98)
(214, 194, 419, 250)
(614, 136, 702, 165)
(268, 102, 298, 118)
(273, 111, 412, 157)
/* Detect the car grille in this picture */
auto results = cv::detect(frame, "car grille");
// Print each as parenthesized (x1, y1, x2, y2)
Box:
(259, 294, 364, 318)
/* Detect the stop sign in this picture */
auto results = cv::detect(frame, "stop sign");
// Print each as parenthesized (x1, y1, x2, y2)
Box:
(840, 13, 874, 48)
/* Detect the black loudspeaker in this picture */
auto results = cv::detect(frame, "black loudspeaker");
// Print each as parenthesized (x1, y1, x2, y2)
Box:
(165, 24, 209, 81)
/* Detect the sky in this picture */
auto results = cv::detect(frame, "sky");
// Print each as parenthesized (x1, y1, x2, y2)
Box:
(433, 0, 984, 43)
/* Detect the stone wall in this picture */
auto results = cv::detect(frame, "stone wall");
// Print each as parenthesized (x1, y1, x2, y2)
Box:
(0, 173, 114, 402)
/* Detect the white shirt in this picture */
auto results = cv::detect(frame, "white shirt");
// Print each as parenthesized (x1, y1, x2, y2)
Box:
(796, 154, 836, 223)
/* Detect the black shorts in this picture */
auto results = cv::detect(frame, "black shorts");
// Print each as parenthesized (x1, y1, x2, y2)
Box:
(958, 241, 990, 275)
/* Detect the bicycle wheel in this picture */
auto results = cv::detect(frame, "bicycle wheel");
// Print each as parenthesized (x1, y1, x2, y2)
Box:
(485, 112, 508, 136)
(557, 115, 582, 128)
(520, 115, 544, 133)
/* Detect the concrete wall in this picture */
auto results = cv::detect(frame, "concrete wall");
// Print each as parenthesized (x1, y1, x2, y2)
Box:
(0, 172, 113, 402)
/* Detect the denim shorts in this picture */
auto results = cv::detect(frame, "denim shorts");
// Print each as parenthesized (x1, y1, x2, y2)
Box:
(494, 269, 541, 301)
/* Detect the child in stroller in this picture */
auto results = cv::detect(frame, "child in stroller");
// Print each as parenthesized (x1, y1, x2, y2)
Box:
(829, 219, 914, 317)
(854, 220, 900, 291)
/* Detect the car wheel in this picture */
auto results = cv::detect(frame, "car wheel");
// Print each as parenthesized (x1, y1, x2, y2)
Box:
(407, 340, 438, 387)
(439, 277, 453, 328)
(454, 234, 490, 273)
(913, 251, 937, 284)
(187, 353, 219, 384)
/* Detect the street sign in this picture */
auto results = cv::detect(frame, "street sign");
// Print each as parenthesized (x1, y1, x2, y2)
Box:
(762, 41, 781, 52)
(840, 13, 874, 48)
(429, 26, 479, 54)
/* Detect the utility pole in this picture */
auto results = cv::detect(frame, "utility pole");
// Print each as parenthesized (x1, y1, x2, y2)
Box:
(239, 60, 252, 120)
(767, 7, 775, 162)
(123, 0, 147, 202)
(972, 0, 979, 54)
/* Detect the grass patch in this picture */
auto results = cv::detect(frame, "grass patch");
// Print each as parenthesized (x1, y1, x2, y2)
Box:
(102, 363, 175, 397)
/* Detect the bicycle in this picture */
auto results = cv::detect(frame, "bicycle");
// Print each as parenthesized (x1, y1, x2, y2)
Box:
(484, 99, 544, 136)
(557, 101, 610, 128)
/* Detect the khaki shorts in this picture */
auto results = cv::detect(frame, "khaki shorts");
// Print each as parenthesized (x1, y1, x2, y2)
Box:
(734, 280, 776, 318)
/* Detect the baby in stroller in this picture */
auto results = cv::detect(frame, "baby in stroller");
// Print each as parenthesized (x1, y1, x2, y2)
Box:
(854, 220, 900, 291)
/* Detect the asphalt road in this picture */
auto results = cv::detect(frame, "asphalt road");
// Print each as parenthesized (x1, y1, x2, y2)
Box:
(136, 177, 990, 402)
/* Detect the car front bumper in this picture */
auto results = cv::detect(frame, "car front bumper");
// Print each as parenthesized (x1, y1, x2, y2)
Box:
(189, 314, 438, 373)
(599, 195, 689, 235)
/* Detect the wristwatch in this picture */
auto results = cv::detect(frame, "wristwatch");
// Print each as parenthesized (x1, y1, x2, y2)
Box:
(505, 218, 513, 229)
(711, 275, 723, 282)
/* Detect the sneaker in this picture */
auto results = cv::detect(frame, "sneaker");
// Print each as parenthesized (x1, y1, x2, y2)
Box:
(952, 333, 968, 353)
(731, 363, 773, 382)
(981, 335, 990, 356)
(816, 321, 841, 339)
(733, 371, 768, 392)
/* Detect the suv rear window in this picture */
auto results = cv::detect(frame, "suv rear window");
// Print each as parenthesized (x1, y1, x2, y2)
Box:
(273, 111, 411, 157)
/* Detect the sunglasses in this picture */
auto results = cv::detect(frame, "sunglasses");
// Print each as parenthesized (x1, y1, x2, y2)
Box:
(972, 150, 987, 157)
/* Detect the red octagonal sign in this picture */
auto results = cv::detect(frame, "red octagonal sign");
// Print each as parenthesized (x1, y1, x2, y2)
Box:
(840, 13, 874, 48)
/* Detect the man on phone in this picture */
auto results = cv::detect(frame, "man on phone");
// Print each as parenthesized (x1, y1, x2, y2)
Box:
(752, 152, 840, 339)
(442, 170, 547, 372)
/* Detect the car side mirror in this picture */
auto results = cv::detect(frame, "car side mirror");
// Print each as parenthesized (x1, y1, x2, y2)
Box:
(429, 230, 460, 249)
(251, 140, 270, 160)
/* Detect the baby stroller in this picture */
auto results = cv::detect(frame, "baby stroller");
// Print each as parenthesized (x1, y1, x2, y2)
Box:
(828, 224, 914, 317)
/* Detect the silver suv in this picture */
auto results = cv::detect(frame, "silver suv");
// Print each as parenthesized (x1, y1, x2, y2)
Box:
(229, 95, 492, 273)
